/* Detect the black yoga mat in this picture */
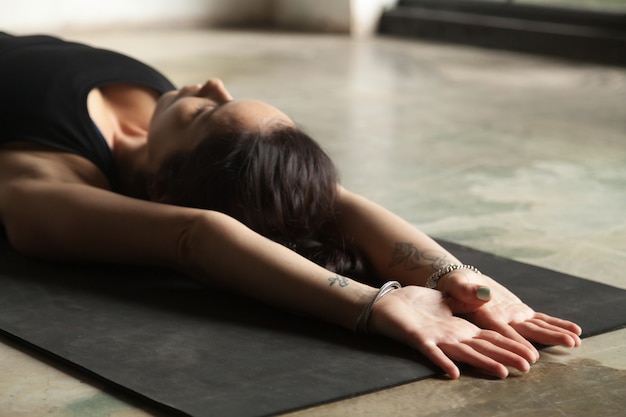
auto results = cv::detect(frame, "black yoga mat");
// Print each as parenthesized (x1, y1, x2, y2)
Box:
(1, 236, 625, 417)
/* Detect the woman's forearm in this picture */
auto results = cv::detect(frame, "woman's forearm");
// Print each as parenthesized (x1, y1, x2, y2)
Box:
(180, 210, 378, 330)
(336, 186, 461, 286)
(2, 178, 377, 332)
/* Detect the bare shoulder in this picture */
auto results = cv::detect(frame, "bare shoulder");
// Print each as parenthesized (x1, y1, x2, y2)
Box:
(0, 142, 202, 265)
(0, 142, 112, 225)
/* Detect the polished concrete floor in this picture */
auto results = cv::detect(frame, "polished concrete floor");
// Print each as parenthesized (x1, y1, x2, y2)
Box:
(1, 28, 625, 417)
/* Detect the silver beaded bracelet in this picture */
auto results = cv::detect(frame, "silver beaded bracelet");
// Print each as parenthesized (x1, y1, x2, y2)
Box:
(425, 264, 481, 289)
(354, 280, 402, 334)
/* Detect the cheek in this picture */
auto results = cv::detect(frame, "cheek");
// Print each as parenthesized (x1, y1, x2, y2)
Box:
(147, 103, 203, 163)
(150, 104, 188, 135)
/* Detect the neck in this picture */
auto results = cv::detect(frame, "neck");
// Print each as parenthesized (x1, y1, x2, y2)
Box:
(112, 134, 152, 198)
(88, 84, 160, 197)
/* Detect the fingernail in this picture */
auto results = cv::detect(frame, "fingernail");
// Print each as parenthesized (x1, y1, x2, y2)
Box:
(476, 287, 491, 301)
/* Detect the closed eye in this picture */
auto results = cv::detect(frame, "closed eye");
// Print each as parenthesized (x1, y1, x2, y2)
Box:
(195, 101, 231, 121)
(193, 102, 218, 119)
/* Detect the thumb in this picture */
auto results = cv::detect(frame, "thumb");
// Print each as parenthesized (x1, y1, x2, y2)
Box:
(440, 274, 492, 314)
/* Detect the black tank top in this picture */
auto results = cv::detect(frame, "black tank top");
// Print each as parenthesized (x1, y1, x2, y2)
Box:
(0, 33, 176, 188)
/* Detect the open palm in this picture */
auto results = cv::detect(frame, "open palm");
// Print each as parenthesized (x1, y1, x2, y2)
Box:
(440, 272, 582, 355)
(367, 286, 536, 379)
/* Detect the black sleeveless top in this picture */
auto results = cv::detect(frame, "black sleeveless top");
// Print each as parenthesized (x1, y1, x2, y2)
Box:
(0, 33, 176, 188)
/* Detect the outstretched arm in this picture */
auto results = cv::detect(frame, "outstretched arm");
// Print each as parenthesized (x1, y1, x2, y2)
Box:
(335, 186, 582, 350)
(335, 185, 464, 285)
(0, 161, 535, 378)
(1, 177, 377, 330)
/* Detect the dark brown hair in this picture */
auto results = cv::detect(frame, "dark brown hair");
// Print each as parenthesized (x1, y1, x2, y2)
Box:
(150, 126, 368, 278)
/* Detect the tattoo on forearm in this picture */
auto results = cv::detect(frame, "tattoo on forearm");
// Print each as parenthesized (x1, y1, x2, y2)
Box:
(328, 274, 349, 287)
(388, 242, 450, 271)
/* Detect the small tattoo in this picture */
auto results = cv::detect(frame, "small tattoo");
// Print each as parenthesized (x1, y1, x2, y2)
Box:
(388, 242, 415, 268)
(388, 242, 450, 271)
(328, 275, 349, 287)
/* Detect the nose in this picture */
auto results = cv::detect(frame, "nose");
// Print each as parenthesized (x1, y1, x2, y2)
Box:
(198, 78, 233, 103)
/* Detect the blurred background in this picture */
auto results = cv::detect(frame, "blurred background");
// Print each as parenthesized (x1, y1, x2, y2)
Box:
(0, 0, 393, 35)
(2, 0, 624, 65)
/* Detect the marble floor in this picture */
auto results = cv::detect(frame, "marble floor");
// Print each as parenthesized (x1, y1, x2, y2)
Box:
(1, 28, 625, 417)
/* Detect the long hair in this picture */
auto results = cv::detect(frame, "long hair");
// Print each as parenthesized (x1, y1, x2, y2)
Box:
(150, 126, 368, 278)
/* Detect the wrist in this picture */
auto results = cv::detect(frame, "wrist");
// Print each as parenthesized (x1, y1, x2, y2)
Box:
(341, 282, 379, 331)
(425, 264, 481, 290)
(354, 281, 402, 334)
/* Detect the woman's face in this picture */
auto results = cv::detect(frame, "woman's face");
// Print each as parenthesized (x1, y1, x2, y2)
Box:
(146, 78, 293, 172)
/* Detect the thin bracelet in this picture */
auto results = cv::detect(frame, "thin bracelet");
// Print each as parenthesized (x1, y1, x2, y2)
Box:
(425, 264, 481, 289)
(354, 281, 401, 334)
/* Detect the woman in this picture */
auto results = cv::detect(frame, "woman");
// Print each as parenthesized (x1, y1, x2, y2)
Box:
(0, 33, 581, 379)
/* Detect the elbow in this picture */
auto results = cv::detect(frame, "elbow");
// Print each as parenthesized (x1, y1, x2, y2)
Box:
(174, 210, 261, 282)
(2, 188, 47, 259)
(1, 180, 71, 261)
(174, 212, 198, 272)
(4, 220, 53, 260)
(174, 210, 238, 274)
(4, 223, 35, 258)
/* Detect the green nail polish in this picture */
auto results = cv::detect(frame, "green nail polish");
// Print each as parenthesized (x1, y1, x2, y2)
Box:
(477, 287, 491, 301)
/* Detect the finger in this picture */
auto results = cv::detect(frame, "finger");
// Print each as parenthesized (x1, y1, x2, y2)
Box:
(466, 334, 531, 373)
(443, 277, 492, 305)
(445, 287, 492, 315)
(418, 341, 461, 379)
(533, 312, 583, 336)
(471, 317, 539, 362)
(477, 330, 537, 366)
(513, 319, 582, 347)
(440, 342, 509, 379)
(530, 318, 582, 347)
